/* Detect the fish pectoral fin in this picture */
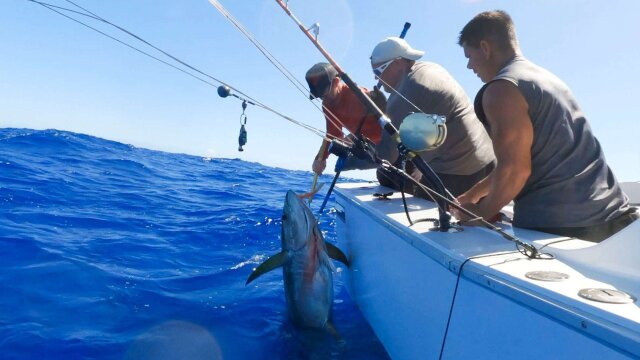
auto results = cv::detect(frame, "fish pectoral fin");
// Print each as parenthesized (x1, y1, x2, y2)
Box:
(246, 252, 287, 285)
(325, 242, 350, 268)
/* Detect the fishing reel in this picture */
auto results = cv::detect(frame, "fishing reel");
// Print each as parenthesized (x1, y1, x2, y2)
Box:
(327, 136, 379, 166)
(399, 113, 447, 152)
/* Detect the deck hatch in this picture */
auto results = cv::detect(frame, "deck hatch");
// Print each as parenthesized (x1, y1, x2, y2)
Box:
(525, 271, 569, 282)
(578, 288, 636, 304)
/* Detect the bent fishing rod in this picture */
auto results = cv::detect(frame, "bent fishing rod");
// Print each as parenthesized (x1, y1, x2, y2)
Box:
(274, 0, 453, 230)
(314, 22, 410, 204)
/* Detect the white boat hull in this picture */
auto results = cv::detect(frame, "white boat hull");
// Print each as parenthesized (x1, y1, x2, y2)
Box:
(334, 182, 640, 359)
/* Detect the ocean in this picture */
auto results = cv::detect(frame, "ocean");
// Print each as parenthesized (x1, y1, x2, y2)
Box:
(0, 128, 389, 359)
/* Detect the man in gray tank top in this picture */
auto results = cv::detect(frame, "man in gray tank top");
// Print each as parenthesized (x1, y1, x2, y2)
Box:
(370, 37, 496, 196)
(454, 10, 637, 242)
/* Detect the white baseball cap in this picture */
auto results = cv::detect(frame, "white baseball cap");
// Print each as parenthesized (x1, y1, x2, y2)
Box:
(370, 37, 424, 64)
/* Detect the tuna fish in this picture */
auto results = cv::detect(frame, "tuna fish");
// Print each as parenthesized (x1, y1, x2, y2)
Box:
(246, 190, 349, 330)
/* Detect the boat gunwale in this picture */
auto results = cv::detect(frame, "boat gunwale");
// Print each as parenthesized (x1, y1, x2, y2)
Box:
(334, 183, 640, 358)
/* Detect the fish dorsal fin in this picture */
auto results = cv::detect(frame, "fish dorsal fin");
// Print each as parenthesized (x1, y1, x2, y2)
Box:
(325, 242, 350, 268)
(246, 252, 287, 285)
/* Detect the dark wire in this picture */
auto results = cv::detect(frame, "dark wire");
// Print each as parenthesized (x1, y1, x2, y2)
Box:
(438, 249, 522, 359)
(399, 174, 439, 228)
(375, 157, 445, 227)
(398, 159, 442, 227)
(400, 187, 414, 226)
(438, 257, 471, 360)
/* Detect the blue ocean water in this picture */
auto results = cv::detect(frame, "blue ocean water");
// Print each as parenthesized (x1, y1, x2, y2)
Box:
(0, 128, 389, 360)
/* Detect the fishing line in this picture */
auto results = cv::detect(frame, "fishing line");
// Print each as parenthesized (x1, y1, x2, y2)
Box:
(208, 0, 353, 146)
(26, 0, 334, 142)
(438, 249, 524, 360)
(28, 0, 102, 21)
(376, 75, 424, 115)
(59, 0, 261, 107)
(438, 256, 471, 360)
(380, 159, 550, 259)
(28, 0, 218, 88)
(63, 0, 99, 19)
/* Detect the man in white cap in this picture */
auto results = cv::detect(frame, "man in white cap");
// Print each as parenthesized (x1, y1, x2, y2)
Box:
(370, 37, 495, 197)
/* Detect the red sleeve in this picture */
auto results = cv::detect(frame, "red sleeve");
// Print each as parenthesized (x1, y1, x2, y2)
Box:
(322, 105, 343, 160)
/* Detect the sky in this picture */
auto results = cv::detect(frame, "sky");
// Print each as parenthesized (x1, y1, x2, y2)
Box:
(2, 0, 639, 182)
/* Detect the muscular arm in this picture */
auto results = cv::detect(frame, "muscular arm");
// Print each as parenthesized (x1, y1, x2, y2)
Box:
(455, 80, 533, 220)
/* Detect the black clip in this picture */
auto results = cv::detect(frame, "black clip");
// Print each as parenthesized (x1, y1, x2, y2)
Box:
(373, 192, 393, 200)
(238, 101, 248, 151)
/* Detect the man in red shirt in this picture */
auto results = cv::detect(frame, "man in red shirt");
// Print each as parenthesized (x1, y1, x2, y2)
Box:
(305, 63, 383, 175)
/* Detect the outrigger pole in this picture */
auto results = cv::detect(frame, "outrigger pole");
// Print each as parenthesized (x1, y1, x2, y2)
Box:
(274, 0, 454, 230)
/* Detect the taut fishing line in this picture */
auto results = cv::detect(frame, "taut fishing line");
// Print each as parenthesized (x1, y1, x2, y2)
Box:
(208, 0, 353, 146)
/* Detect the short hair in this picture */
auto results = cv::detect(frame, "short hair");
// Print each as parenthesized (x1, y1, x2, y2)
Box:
(458, 10, 518, 51)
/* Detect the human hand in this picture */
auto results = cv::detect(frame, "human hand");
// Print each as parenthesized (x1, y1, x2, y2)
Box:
(312, 159, 327, 175)
(451, 202, 500, 226)
(456, 190, 481, 206)
(451, 202, 483, 226)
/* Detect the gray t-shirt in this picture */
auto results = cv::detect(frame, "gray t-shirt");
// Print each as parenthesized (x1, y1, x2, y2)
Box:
(475, 56, 629, 228)
(377, 61, 495, 175)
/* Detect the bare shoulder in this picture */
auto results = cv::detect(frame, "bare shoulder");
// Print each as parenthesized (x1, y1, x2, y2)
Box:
(482, 80, 529, 122)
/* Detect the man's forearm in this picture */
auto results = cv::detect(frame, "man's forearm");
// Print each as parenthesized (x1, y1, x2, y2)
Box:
(477, 164, 529, 217)
(458, 172, 492, 204)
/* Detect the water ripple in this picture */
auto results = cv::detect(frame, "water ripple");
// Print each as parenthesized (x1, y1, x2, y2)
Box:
(0, 128, 388, 359)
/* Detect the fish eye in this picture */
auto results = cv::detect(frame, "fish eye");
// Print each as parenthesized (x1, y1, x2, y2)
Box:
(282, 214, 288, 221)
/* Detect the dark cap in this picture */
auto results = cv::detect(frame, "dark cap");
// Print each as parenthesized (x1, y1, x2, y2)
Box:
(305, 62, 338, 100)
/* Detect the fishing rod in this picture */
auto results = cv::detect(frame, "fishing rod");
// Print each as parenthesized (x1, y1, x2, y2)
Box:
(314, 21, 414, 212)
(274, 0, 453, 230)
(208, 0, 355, 151)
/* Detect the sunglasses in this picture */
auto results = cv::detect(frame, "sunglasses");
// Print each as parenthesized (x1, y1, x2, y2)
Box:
(372, 58, 397, 77)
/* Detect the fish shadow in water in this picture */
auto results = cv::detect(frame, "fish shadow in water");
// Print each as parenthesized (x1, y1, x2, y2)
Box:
(277, 321, 348, 360)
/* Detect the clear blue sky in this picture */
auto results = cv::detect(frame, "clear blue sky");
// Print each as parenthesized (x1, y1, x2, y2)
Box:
(2, 0, 639, 181)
